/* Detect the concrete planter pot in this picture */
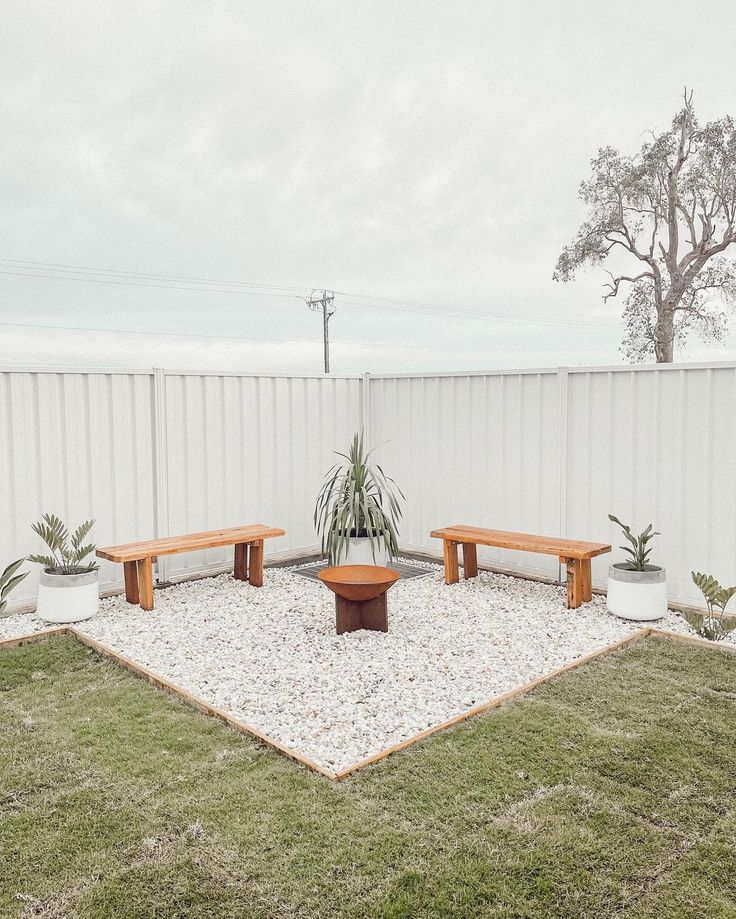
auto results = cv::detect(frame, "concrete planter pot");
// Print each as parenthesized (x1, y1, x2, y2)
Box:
(606, 564, 667, 621)
(343, 537, 390, 568)
(36, 569, 99, 624)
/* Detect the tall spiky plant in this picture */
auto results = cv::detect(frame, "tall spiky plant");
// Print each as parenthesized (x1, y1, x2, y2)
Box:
(28, 514, 98, 574)
(314, 432, 404, 565)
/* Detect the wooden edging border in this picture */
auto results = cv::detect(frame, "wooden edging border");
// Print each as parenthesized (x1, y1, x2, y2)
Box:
(333, 628, 652, 779)
(0, 626, 70, 650)
(65, 628, 339, 781)
(647, 627, 736, 655)
(0, 625, 337, 780)
(2, 623, 734, 782)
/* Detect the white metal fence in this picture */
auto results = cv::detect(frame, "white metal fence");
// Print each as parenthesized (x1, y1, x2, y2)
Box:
(161, 371, 362, 581)
(368, 363, 736, 606)
(1, 367, 363, 608)
(2, 362, 734, 611)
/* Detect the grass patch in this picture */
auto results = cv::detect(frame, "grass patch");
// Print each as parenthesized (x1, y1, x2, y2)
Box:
(1, 635, 735, 917)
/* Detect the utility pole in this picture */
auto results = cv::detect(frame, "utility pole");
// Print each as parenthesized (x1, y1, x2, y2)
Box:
(304, 289, 336, 373)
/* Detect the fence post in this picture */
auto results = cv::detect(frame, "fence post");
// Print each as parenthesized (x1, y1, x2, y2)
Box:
(556, 366, 569, 584)
(152, 368, 170, 584)
(361, 372, 372, 442)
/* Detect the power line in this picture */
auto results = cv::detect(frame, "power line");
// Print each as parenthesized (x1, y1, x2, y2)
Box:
(0, 319, 597, 355)
(0, 319, 313, 345)
(0, 255, 621, 330)
(0, 319, 467, 353)
(0, 258, 312, 293)
(335, 297, 620, 331)
(0, 269, 306, 300)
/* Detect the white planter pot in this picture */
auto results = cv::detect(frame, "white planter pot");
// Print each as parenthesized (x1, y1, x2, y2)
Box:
(342, 538, 390, 568)
(606, 564, 667, 621)
(36, 570, 99, 624)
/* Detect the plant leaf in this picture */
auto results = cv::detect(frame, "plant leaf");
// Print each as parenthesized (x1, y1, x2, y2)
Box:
(0, 571, 28, 599)
(0, 558, 26, 588)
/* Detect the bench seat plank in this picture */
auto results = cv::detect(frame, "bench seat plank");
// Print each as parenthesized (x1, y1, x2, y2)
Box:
(430, 525, 610, 560)
(97, 525, 285, 563)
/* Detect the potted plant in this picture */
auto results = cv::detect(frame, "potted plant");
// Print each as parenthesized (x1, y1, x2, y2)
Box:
(681, 572, 736, 641)
(0, 559, 29, 616)
(28, 514, 99, 623)
(315, 432, 404, 566)
(606, 513, 667, 621)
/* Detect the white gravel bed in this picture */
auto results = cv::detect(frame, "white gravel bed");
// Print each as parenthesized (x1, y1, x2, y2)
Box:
(0, 611, 56, 642)
(0, 565, 731, 772)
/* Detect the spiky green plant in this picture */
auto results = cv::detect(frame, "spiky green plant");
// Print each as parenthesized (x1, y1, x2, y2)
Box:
(28, 514, 98, 575)
(0, 559, 28, 614)
(608, 514, 660, 571)
(314, 432, 404, 565)
(682, 572, 736, 641)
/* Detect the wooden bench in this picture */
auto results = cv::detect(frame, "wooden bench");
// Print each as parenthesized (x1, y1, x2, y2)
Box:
(429, 525, 611, 609)
(97, 524, 285, 610)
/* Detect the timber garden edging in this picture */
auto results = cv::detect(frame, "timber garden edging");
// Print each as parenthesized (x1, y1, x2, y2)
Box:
(2, 625, 734, 782)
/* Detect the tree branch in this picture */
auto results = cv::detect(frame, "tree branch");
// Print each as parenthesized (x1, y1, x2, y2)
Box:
(603, 270, 655, 301)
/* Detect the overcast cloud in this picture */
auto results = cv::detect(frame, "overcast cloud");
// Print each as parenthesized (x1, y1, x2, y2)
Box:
(2, 0, 736, 373)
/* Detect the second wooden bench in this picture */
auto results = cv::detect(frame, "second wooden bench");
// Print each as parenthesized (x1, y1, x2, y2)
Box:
(430, 525, 611, 609)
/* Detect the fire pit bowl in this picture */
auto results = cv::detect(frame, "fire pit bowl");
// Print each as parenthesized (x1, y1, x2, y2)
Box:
(318, 564, 400, 634)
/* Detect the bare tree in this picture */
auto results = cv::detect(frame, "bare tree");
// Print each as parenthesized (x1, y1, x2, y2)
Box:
(554, 91, 736, 362)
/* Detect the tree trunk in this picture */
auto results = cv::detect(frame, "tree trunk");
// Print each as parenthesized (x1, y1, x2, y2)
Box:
(654, 305, 675, 362)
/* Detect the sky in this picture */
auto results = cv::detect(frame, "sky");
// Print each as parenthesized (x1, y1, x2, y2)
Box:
(2, 0, 736, 374)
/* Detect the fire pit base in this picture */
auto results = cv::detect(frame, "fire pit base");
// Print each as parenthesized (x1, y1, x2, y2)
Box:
(335, 593, 388, 634)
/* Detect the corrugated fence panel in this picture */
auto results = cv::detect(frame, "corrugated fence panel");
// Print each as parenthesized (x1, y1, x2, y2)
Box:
(368, 372, 562, 579)
(163, 373, 363, 579)
(565, 365, 736, 604)
(0, 370, 156, 607)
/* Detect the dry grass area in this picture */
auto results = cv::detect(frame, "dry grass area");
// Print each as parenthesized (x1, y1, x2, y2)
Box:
(1, 635, 735, 918)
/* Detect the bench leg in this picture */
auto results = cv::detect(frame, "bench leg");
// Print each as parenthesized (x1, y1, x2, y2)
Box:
(566, 558, 583, 609)
(442, 540, 459, 585)
(233, 543, 248, 581)
(123, 561, 140, 604)
(581, 559, 592, 602)
(137, 557, 154, 610)
(462, 543, 478, 579)
(248, 540, 264, 587)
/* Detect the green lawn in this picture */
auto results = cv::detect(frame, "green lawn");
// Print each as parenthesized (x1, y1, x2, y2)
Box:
(1, 636, 735, 919)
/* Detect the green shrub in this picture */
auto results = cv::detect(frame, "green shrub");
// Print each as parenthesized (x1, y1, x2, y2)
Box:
(682, 572, 736, 641)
